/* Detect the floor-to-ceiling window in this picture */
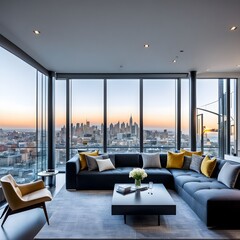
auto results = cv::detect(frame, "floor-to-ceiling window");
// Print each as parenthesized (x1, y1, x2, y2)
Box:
(70, 79, 104, 155)
(107, 79, 139, 152)
(36, 71, 48, 173)
(54, 75, 237, 164)
(230, 79, 237, 155)
(0, 47, 48, 183)
(181, 79, 190, 149)
(55, 80, 66, 171)
(197, 79, 219, 156)
(143, 79, 176, 153)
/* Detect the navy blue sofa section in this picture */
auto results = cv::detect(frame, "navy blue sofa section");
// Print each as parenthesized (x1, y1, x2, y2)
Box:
(66, 153, 240, 227)
(66, 153, 173, 190)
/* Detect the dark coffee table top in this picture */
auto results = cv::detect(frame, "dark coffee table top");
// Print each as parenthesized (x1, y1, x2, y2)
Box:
(112, 183, 175, 208)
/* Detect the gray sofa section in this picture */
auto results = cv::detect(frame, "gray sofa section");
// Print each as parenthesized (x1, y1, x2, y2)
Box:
(66, 153, 240, 227)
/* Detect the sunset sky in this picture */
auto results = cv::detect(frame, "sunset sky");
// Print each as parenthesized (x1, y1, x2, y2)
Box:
(1, 46, 219, 134)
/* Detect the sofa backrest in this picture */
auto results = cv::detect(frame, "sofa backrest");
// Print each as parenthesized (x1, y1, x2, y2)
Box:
(113, 153, 140, 168)
(110, 153, 167, 168)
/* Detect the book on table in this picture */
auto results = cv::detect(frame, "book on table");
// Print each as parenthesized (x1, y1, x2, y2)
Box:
(116, 185, 148, 194)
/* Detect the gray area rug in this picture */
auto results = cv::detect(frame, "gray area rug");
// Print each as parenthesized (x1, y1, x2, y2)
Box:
(35, 186, 240, 239)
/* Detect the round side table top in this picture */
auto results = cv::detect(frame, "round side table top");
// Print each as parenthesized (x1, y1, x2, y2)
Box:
(38, 170, 59, 177)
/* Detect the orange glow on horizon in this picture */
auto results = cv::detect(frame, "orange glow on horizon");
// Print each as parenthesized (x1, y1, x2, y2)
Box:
(0, 114, 35, 129)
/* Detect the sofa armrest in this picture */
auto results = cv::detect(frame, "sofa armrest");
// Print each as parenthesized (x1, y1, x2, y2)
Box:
(66, 154, 80, 190)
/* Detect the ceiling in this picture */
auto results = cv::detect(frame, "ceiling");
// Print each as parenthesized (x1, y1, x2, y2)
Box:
(0, 0, 240, 76)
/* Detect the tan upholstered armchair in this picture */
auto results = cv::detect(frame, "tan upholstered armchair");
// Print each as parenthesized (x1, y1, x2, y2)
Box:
(0, 174, 52, 226)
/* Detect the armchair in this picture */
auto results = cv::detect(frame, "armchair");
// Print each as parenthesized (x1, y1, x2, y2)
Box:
(0, 174, 52, 226)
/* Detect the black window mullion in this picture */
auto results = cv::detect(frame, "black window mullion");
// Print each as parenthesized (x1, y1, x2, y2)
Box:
(104, 79, 107, 153)
(176, 78, 181, 150)
(66, 79, 70, 160)
(140, 79, 143, 152)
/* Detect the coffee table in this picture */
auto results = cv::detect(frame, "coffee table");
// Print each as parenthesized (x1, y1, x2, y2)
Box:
(111, 183, 176, 225)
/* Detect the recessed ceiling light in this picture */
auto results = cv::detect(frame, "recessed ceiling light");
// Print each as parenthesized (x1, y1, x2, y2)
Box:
(180, 50, 184, 53)
(230, 26, 237, 31)
(144, 44, 150, 48)
(172, 56, 178, 63)
(33, 30, 41, 35)
(236, 64, 240, 68)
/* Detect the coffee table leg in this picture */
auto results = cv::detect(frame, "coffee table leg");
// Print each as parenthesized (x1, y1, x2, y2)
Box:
(158, 215, 160, 226)
(124, 215, 126, 224)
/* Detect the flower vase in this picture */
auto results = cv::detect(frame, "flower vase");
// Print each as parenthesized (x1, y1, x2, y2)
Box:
(135, 179, 141, 188)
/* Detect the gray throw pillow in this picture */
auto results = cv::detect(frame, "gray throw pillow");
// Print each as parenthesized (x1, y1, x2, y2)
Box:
(217, 162, 240, 188)
(96, 158, 115, 172)
(85, 155, 102, 171)
(182, 156, 192, 170)
(189, 154, 204, 173)
(142, 153, 161, 169)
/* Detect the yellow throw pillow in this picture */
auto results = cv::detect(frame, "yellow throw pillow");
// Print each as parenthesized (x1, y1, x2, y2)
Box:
(166, 151, 185, 169)
(180, 149, 202, 157)
(79, 150, 99, 170)
(201, 155, 217, 177)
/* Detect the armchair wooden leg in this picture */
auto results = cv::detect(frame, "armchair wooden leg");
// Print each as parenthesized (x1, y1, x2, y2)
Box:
(42, 202, 50, 225)
(0, 205, 9, 219)
(1, 207, 11, 227)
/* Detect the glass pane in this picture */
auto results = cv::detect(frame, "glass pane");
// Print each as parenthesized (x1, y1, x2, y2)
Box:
(55, 80, 67, 171)
(71, 79, 103, 155)
(143, 79, 176, 153)
(107, 79, 139, 153)
(37, 72, 48, 173)
(181, 79, 190, 149)
(197, 79, 219, 156)
(230, 79, 236, 155)
(0, 47, 37, 183)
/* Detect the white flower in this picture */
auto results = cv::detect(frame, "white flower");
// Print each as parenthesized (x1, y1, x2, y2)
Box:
(129, 168, 147, 180)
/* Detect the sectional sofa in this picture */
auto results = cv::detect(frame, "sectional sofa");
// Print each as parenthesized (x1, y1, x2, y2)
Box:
(66, 152, 240, 227)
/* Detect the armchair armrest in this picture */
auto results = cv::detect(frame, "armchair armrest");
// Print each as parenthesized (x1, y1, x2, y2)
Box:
(18, 180, 45, 196)
(66, 154, 80, 189)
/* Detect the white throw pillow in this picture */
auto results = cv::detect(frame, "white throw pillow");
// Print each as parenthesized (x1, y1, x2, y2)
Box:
(96, 158, 115, 172)
(142, 152, 161, 169)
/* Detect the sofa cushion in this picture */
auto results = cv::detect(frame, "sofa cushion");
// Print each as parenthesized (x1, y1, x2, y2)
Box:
(217, 162, 240, 188)
(142, 152, 161, 169)
(96, 158, 115, 172)
(85, 155, 103, 171)
(182, 156, 192, 170)
(189, 154, 204, 173)
(76, 166, 174, 189)
(183, 181, 227, 196)
(194, 188, 240, 206)
(79, 150, 99, 170)
(172, 170, 212, 188)
(166, 151, 184, 169)
(200, 155, 217, 178)
(180, 149, 202, 157)
(169, 169, 193, 177)
(104, 154, 116, 166)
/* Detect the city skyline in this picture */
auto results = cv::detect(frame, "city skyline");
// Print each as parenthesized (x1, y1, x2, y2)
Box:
(1, 46, 219, 133)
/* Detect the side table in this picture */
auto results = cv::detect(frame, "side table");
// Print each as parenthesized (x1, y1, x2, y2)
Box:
(38, 170, 59, 187)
